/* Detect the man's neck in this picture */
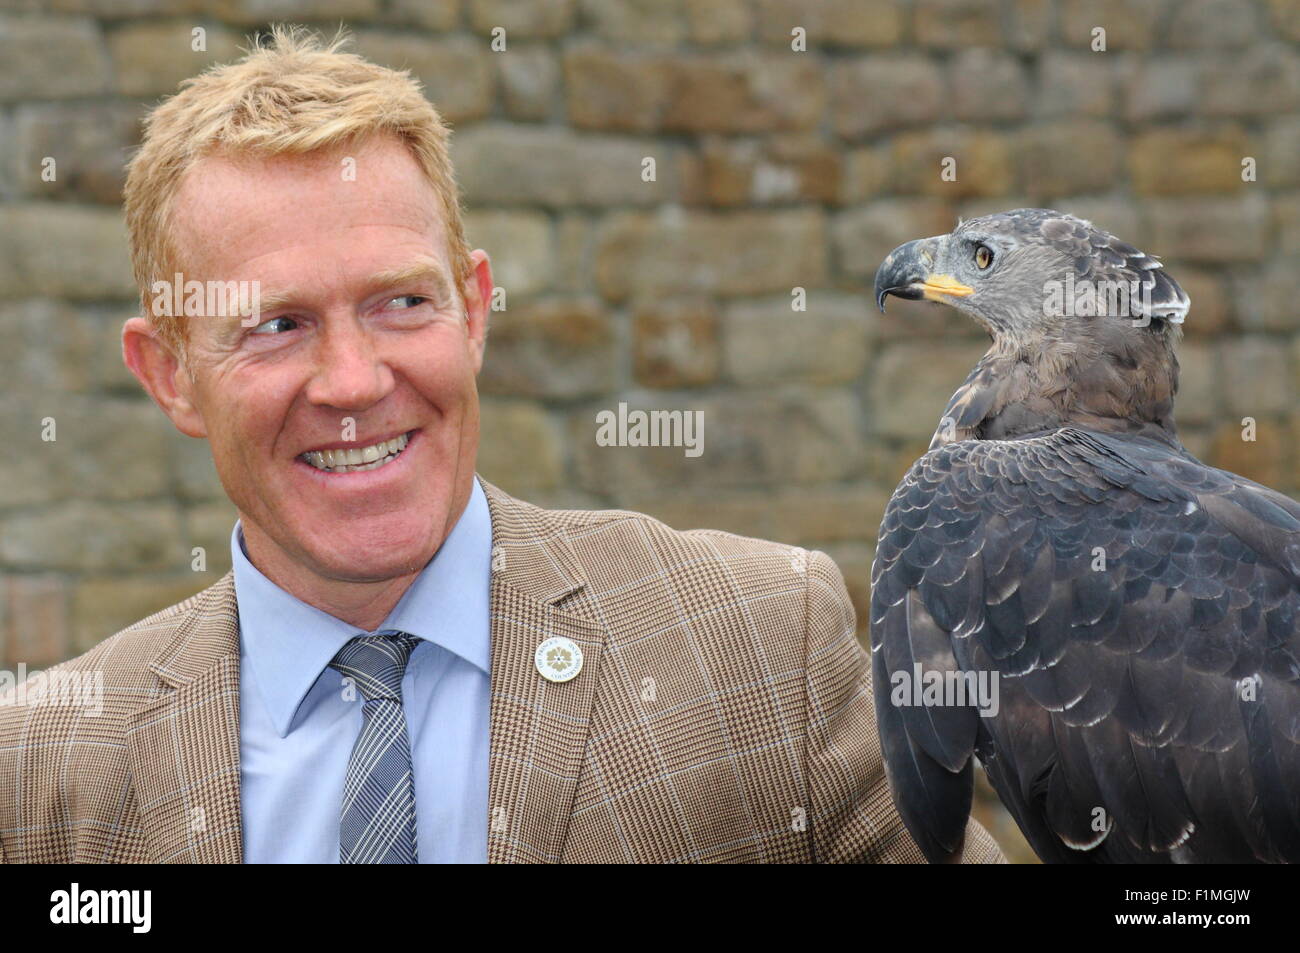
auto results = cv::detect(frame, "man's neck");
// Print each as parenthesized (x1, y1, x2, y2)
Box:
(237, 504, 468, 631)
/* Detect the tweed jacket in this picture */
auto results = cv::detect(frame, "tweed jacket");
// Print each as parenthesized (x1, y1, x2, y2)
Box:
(0, 478, 1004, 863)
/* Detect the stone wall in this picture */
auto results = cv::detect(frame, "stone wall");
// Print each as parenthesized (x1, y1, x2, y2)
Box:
(1, 0, 1297, 704)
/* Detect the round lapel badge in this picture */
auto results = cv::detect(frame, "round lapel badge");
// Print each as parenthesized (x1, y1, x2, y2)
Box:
(535, 636, 583, 683)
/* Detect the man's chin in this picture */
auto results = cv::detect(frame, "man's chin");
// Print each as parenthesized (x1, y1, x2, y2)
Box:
(305, 545, 438, 585)
(239, 482, 468, 590)
(259, 519, 444, 587)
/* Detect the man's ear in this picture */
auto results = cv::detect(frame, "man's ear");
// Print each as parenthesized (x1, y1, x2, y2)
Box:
(464, 248, 492, 375)
(121, 317, 208, 439)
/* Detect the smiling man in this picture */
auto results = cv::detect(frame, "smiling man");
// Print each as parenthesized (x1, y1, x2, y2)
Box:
(149, 136, 484, 634)
(0, 27, 1004, 864)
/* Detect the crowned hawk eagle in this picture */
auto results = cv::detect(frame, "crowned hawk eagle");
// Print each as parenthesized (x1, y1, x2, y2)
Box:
(871, 208, 1300, 863)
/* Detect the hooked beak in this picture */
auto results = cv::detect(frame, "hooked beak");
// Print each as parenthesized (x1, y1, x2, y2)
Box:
(873, 238, 975, 313)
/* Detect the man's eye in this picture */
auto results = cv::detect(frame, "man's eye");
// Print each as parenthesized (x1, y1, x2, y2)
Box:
(250, 316, 298, 335)
(384, 295, 429, 310)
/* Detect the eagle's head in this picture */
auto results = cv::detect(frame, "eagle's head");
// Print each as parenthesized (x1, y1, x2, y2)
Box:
(873, 209, 1192, 445)
(873, 208, 1189, 345)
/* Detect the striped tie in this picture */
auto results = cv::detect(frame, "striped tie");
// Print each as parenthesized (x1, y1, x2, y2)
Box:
(329, 633, 421, 864)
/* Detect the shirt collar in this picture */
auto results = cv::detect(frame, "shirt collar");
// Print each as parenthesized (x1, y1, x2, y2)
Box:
(232, 477, 493, 737)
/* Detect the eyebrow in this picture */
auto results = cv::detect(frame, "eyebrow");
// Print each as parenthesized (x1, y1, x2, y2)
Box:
(364, 259, 457, 307)
(242, 258, 458, 320)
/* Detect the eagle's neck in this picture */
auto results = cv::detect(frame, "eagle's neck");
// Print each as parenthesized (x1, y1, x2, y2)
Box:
(929, 326, 1182, 449)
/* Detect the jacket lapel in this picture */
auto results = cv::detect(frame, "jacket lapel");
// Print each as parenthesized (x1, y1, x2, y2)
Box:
(480, 478, 607, 863)
(126, 572, 244, 863)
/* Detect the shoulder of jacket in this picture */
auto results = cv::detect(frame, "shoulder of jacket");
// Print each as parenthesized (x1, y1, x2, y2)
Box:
(0, 574, 225, 717)
(546, 501, 813, 561)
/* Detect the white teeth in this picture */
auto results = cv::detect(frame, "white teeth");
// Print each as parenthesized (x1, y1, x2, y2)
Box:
(301, 432, 410, 473)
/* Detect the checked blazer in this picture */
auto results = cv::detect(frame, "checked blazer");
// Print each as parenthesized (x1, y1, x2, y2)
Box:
(0, 478, 1005, 863)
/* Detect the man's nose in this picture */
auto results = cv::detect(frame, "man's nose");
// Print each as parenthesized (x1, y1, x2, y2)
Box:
(305, 318, 395, 410)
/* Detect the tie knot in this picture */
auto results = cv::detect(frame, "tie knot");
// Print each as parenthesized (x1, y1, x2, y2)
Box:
(329, 633, 420, 701)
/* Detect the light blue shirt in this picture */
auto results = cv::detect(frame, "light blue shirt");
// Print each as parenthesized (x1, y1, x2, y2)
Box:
(233, 477, 492, 863)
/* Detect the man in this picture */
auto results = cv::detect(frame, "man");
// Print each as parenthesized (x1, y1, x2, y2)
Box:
(0, 27, 1004, 864)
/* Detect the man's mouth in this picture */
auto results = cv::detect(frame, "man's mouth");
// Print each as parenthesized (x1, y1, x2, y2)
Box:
(299, 430, 413, 473)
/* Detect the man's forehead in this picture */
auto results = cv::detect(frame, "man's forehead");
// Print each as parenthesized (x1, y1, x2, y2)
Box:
(170, 138, 443, 256)
(164, 139, 457, 340)
(179, 134, 428, 191)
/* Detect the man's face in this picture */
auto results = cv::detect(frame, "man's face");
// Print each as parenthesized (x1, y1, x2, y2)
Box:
(144, 136, 490, 594)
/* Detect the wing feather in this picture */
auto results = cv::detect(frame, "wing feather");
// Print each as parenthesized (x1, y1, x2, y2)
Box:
(870, 427, 1300, 862)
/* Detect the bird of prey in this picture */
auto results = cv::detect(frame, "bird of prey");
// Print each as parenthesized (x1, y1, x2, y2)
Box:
(870, 208, 1300, 863)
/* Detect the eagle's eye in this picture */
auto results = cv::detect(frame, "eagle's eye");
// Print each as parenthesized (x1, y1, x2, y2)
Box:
(975, 244, 994, 270)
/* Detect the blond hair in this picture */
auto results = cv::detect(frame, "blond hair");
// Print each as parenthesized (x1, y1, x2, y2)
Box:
(123, 24, 472, 358)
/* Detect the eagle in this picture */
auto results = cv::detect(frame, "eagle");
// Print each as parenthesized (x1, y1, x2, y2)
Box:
(870, 208, 1300, 863)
